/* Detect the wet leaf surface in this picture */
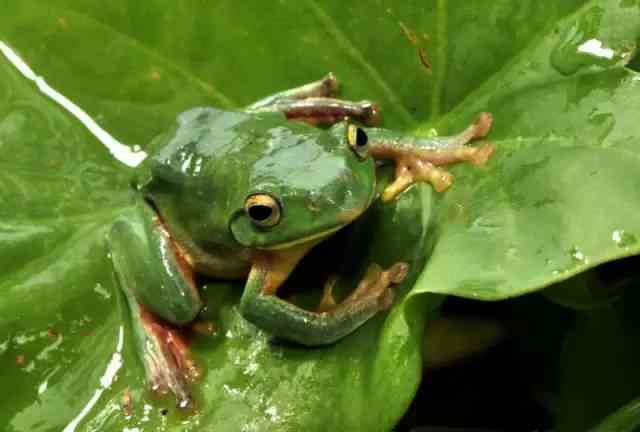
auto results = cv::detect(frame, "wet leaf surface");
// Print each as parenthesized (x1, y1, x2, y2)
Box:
(0, 0, 639, 430)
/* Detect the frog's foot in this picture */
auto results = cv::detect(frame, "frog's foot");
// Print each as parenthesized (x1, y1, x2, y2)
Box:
(337, 262, 409, 312)
(316, 275, 339, 313)
(369, 112, 494, 201)
(316, 262, 408, 314)
(137, 306, 201, 409)
(246, 73, 380, 126)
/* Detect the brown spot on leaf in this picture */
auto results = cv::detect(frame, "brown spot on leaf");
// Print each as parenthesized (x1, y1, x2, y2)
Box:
(121, 388, 133, 417)
(399, 22, 432, 73)
(57, 17, 69, 29)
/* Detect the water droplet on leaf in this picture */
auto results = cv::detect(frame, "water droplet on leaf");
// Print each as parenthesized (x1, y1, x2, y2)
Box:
(550, 6, 633, 75)
(612, 229, 637, 248)
(569, 245, 588, 264)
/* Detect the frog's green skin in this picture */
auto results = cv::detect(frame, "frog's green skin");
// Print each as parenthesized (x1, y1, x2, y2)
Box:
(141, 107, 377, 271)
(108, 74, 494, 407)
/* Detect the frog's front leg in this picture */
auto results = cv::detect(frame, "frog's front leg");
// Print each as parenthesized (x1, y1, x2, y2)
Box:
(246, 73, 380, 126)
(108, 202, 203, 408)
(239, 241, 408, 346)
(366, 112, 495, 201)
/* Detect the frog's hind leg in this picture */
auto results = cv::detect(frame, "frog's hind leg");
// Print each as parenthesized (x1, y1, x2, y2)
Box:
(366, 112, 495, 201)
(108, 203, 203, 409)
(246, 73, 380, 126)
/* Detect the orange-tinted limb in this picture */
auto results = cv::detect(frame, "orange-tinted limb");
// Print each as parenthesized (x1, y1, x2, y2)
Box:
(366, 112, 495, 201)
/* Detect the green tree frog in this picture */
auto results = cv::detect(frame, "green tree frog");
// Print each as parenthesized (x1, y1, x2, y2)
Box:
(108, 73, 494, 407)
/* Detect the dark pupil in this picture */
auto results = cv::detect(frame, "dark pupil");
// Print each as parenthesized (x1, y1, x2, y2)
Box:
(356, 128, 368, 147)
(248, 205, 273, 221)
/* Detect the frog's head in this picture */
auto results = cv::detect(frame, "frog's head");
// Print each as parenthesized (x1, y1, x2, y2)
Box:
(228, 119, 377, 250)
(141, 108, 377, 253)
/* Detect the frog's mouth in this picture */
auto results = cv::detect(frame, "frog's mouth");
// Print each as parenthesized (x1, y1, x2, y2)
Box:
(254, 225, 343, 251)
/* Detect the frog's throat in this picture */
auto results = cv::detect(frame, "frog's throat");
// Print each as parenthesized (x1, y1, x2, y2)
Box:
(248, 235, 329, 296)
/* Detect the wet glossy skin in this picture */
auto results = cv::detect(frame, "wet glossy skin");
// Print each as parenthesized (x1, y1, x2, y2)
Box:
(138, 107, 377, 276)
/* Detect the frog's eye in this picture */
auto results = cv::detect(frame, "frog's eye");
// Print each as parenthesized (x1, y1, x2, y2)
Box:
(346, 124, 368, 159)
(245, 193, 282, 228)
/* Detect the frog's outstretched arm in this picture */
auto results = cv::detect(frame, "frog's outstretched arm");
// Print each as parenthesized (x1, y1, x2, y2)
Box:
(245, 73, 380, 126)
(366, 112, 495, 201)
(239, 241, 408, 346)
(108, 202, 203, 408)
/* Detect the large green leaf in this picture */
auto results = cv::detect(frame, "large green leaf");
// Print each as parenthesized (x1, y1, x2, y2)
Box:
(1, 0, 639, 431)
(413, 1, 640, 299)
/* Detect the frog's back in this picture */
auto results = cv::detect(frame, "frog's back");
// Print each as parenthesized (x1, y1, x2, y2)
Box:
(147, 107, 270, 177)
